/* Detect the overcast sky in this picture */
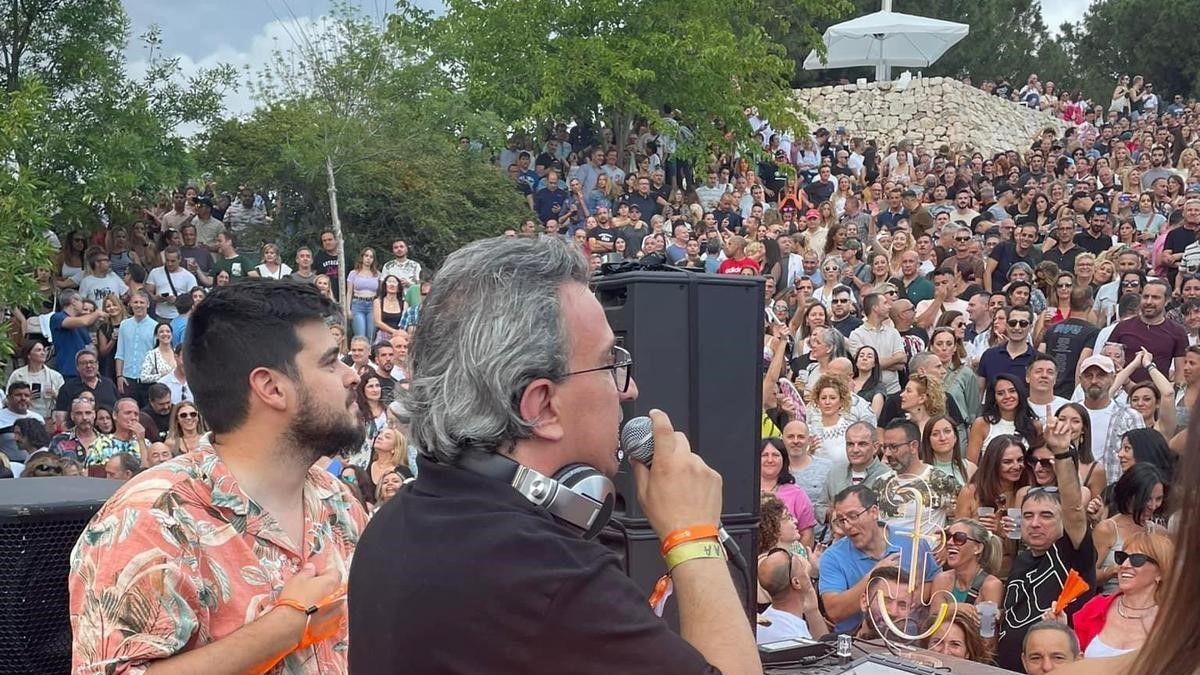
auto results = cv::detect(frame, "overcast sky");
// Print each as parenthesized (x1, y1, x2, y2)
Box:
(123, 0, 1094, 124)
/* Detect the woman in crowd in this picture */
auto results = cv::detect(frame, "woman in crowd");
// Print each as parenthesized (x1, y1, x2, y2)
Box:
(760, 438, 816, 548)
(373, 275, 406, 345)
(800, 327, 846, 394)
(1073, 253, 1097, 290)
(14, 418, 52, 456)
(853, 252, 892, 298)
(920, 414, 976, 485)
(339, 465, 376, 510)
(250, 243, 292, 279)
(1051, 402, 1108, 501)
(7, 341, 63, 420)
(849, 345, 886, 418)
(814, 256, 845, 308)
(104, 226, 142, 280)
(1109, 348, 1178, 437)
(955, 435, 1028, 576)
(888, 229, 916, 276)
(54, 230, 89, 288)
(808, 374, 855, 470)
(929, 518, 1003, 619)
(1133, 192, 1167, 239)
(1174, 346, 1200, 435)
(923, 613, 993, 664)
(1094, 464, 1166, 594)
(165, 401, 208, 456)
(139, 322, 176, 384)
(129, 222, 157, 270)
(899, 372, 945, 436)
(313, 274, 334, 301)
(1016, 433, 1095, 511)
(935, 310, 968, 345)
(1035, 272, 1077, 339)
(758, 492, 801, 555)
(1074, 530, 1173, 659)
(94, 406, 116, 435)
(1115, 428, 1175, 488)
(968, 375, 1040, 463)
(213, 269, 232, 288)
(349, 373, 390, 469)
(347, 247, 381, 342)
(931, 326, 980, 422)
(96, 295, 126, 380)
(368, 427, 412, 487)
(793, 301, 828, 357)
(375, 469, 405, 508)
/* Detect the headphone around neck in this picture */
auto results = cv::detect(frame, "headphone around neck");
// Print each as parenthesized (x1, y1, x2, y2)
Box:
(456, 451, 616, 539)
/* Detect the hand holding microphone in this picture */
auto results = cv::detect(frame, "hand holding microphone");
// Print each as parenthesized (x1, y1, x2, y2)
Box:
(623, 410, 724, 541)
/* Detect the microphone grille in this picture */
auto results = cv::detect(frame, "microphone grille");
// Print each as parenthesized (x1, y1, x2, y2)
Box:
(620, 416, 655, 467)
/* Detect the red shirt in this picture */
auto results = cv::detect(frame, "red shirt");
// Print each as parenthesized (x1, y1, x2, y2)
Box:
(717, 257, 761, 275)
(1072, 592, 1120, 653)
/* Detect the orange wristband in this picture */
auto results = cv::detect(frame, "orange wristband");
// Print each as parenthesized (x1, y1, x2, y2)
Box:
(660, 524, 720, 557)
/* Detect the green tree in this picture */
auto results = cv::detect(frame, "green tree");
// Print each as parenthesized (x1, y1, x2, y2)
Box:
(1071, 0, 1200, 99)
(431, 0, 838, 163)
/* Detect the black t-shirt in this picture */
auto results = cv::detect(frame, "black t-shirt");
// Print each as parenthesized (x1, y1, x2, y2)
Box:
(995, 529, 1097, 672)
(1073, 230, 1110, 256)
(314, 250, 341, 298)
(140, 408, 171, 443)
(1042, 318, 1101, 398)
(620, 192, 659, 219)
(833, 315, 862, 337)
(988, 241, 1040, 290)
(619, 225, 649, 252)
(1043, 244, 1082, 275)
(54, 376, 119, 414)
(348, 457, 719, 675)
(1165, 225, 1199, 257)
(588, 226, 621, 250)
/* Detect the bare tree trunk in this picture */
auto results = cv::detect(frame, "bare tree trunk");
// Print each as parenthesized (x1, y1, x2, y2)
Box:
(326, 155, 349, 321)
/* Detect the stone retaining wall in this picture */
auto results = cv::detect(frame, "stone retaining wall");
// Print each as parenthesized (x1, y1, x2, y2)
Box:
(793, 76, 1072, 155)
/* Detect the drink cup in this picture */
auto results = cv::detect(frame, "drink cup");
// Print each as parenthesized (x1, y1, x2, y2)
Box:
(1006, 508, 1023, 540)
(978, 601, 998, 638)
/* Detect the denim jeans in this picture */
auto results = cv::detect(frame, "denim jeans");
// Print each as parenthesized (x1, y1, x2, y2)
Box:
(351, 298, 376, 343)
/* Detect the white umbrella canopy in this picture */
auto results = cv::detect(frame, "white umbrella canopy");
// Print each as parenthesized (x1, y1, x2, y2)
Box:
(803, 3, 968, 81)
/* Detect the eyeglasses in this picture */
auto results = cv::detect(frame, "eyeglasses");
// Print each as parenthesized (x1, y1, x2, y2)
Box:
(178, 411, 198, 419)
(1114, 551, 1157, 567)
(831, 507, 872, 529)
(564, 345, 633, 393)
(1007, 319, 1032, 327)
(1027, 457, 1054, 469)
(944, 530, 982, 546)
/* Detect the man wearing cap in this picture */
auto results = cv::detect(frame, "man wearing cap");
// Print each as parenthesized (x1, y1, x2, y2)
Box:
(1077, 354, 1143, 484)
(192, 196, 224, 250)
(803, 164, 836, 206)
(762, 151, 791, 199)
(988, 183, 1016, 221)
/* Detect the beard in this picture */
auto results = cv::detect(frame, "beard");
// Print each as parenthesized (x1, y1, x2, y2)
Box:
(285, 386, 366, 466)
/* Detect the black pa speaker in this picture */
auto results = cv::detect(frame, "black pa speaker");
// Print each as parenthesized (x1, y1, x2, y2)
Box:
(0, 478, 120, 675)
(594, 271, 764, 524)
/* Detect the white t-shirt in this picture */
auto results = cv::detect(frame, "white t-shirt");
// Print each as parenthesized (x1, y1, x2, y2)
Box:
(76, 272, 128, 307)
(1028, 396, 1071, 423)
(756, 606, 813, 645)
(7, 366, 64, 420)
(914, 298, 968, 329)
(1083, 401, 1117, 467)
(145, 266, 198, 319)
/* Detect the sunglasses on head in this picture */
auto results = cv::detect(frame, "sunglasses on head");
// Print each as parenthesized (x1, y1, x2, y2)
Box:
(943, 530, 981, 546)
(1007, 319, 1031, 327)
(1114, 551, 1156, 567)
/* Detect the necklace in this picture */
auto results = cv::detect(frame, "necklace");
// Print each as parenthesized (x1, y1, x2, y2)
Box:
(1117, 596, 1157, 619)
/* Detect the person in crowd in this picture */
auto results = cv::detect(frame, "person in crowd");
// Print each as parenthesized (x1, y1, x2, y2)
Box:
(969, 374, 1041, 463)
(372, 275, 406, 344)
(799, 326, 847, 394)
(1074, 529, 1172, 659)
(7, 341, 63, 420)
(848, 291, 905, 395)
(348, 372, 390, 469)
(756, 547, 828, 643)
(96, 294, 126, 380)
(113, 291, 156, 406)
(288, 246, 318, 284)
(139, 321, 176, 385)
(49, 290, 105, 378)
(1076, 354, 1144, 485)
(366, 427, 411, 487)
(0, 382, 45, 462)
(21, 449, 64, 477)
(1025, 354, 1071, 424)
(76, 246, 129, 307)
(1109, 280, 1188, 382)
(848, 345, 886, 418)
(898, 372, 946, 435)
(142, 442, 174, 468)
(995, 412, 1095, 671)
(347, 247, 381, 342)
(931, 326, 982, 423)
(1112, 348, 1179, 437)
(164, 400, 207, 456)
(781, 420, 833, 531)
(760, 437, 817, 547)
(1093, 464, 1166, 594)
(977, 304, 1037, 391)
(85, 398, 148, 466)
(807, 374, 856, 468)
(818, 485, 938, 635)
(954, 434, 1028, 576)
(1022, 620, 1082, 673)
(920, 413, 975, 485)
(1114, 427, 1175, 490)
(70, 280, 368, 673)
(13, 417, 51, 456)
(138, 383, 173, 443)
(876, 419, 961, 536)
(929, 517, 1003, 619)
(250, 242, 292, 279)
(759, 493, 802, 556)
(104, 451, 141, 480)
(922, 613, 994, 664)
(48, 397, 108, 464)
(144, 247, 199, 320)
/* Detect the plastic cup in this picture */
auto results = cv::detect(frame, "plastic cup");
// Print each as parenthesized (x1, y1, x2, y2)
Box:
(1006, 508, 1023, 540)
(978, 601, 998, 638)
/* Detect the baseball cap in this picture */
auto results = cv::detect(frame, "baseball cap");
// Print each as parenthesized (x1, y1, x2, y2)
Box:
(805, 208, 821, 219)
(1078, 354, 1116, 374)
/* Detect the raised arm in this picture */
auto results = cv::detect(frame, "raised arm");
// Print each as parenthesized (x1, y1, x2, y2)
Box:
(1044, 405, 1087, 546)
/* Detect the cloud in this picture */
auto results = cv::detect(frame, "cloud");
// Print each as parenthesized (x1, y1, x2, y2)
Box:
(1040, 0, 1093, 33)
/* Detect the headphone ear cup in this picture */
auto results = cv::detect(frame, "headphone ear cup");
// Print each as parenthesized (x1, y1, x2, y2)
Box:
(553, 464, 616, 539)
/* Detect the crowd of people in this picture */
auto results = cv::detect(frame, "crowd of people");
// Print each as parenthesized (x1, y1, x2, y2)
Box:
(4, 70, 1200, 674)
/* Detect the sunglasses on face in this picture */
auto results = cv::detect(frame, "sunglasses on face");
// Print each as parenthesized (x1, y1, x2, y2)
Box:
(1057, 282, 1074, 289)
(1007, 319, 1031, 327)
(1113, 551, 1156, 567)
(944, 530, 981, 546)
(1122, 280, 1141, 287)
(178, 412, 198, 419)
(31, 464, 62, 474)
(1027, 457, 1054, 469)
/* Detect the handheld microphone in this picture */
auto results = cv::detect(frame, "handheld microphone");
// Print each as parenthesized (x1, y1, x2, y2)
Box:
(620, 417, 747, 566)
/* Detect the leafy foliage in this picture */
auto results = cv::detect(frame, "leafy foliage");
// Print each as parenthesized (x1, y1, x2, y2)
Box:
(1070, 0, 1200, 98)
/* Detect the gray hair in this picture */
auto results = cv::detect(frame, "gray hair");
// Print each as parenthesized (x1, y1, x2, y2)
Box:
(908, 351, 940, 373)
(403, 236, 590, 463)
(1022, 620, 1081, 657)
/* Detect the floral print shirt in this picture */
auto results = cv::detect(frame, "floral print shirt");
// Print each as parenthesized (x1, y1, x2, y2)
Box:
(69, 448, 368, 674)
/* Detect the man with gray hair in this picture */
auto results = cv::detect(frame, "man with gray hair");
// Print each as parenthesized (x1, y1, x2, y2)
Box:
(48, 289, 105, 377)
(350, 236, 760, 674)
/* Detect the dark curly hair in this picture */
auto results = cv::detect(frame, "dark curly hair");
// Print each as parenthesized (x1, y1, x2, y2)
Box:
(759, 492, 788, 554)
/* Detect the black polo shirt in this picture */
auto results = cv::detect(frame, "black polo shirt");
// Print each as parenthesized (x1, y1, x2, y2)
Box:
(348, 456, 718, 675)
(54, 376, 118, 414)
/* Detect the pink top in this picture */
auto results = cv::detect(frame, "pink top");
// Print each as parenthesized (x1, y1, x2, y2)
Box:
(774, 483, 818, 532)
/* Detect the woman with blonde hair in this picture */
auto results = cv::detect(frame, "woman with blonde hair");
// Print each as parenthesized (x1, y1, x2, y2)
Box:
(250, 243, 292, 279)
(368, 427, 411, 487)
(899, 372, 945, 435)
(165, 401, 209, 455)
(808, 374, 854, 467)
(96, 294, 127, 380)
(929, 518, 1004, 617)
(888, 229, 916, 277)
(1073, 529, 1173, 659)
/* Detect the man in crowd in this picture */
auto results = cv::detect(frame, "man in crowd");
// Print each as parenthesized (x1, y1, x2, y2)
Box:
(824, 422, 891, 502)
(978, 304, 1037, 389)
(831, 286, 862, 336)
(49, 290, 105, 377)
(756, 548, 827, 643)
(70, 280, 368, 673)
(54, 349, 119, 425)
(819, 485, 938, 635)
(995, 412, 1095, 671)
(1076, 355, 1143, 484)
(1075, 205, 1113, 256)
(896, 251, 933, 303)
(104, 451, 141, 481)
(86, 398, 148, 466)
(695, 170, 725, 212)
(350, 236, 760, 673)
(1026, 354, 1071, 423)
(381, 239, 422, 288)
(965, 292, 993, 342)
(141, 383, 174, 443)
(890, 298, 928, 358)
(1039, 289, 1099, 398)
(782, 420, 831, 526)
(0, 382, 44, 462)
(915, 267, 967, 328)
(1043, 219, 1082, 273)
(113, 291, 156, 404)
(875, 420, 961, 535)
(77, 247, 128, 306)
(1021, 621, 1082, 673)
(159, 190, 194, 232)
(986, 222, 1040, 292)
(315, 229, 342, 298)
(849, 292, 905, 395)
(191, 196, 224, 249)
(207, 231, 253, 282)
(533, 170, 569, 224)
(223, 187, 266, 237)
(179, 223, 214, 280)
(145, 247, 199, 320)
(1109, 280, 1188, 382)
(48, 397, 108, 464)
